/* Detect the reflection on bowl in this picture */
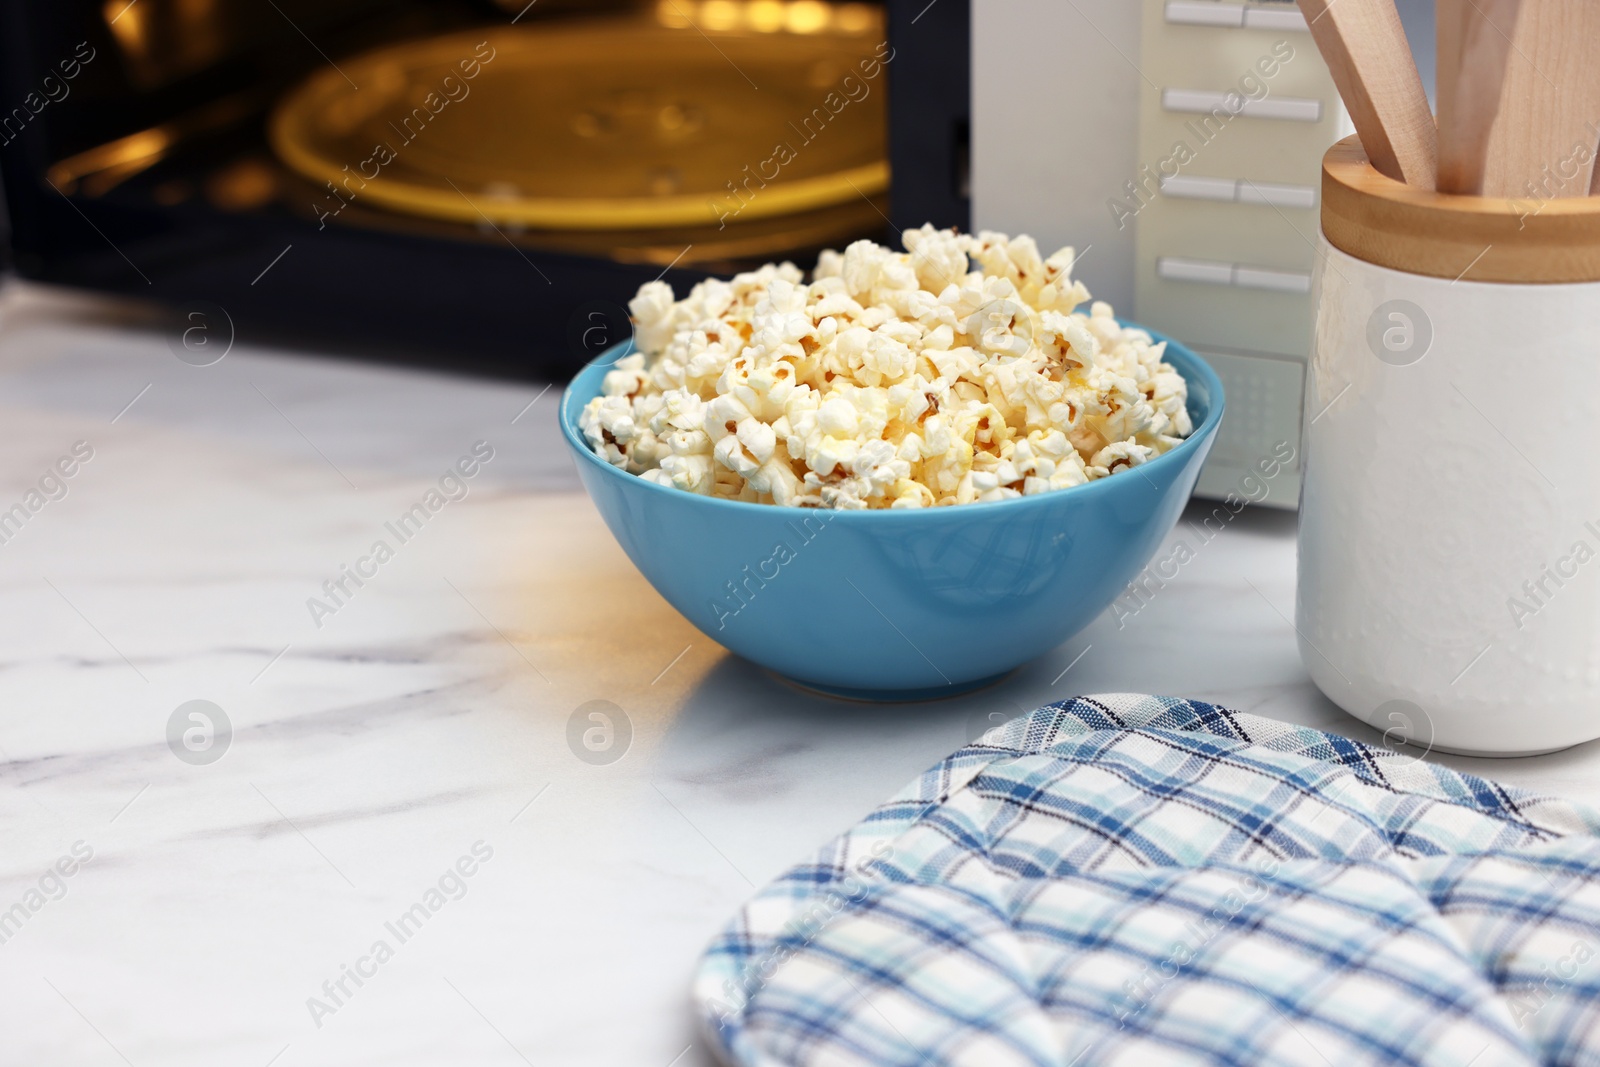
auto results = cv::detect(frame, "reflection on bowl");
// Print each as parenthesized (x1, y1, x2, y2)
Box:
(561, 332, 1224, 700)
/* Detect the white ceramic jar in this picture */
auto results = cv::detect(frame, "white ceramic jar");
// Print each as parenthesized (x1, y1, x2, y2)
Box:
(1298, 138, 1600, 756)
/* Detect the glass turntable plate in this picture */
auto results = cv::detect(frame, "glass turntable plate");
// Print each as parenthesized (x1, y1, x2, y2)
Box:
(269, 17, 890, 230)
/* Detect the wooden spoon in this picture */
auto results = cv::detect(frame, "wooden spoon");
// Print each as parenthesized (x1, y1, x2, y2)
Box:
(1436, 0, 1521, 195)
(1297, 0, 1437, 187)
(1482, 0, 1600, 199)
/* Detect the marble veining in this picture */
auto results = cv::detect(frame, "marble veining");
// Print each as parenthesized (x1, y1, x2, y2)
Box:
(3, 283, 1599, 1067)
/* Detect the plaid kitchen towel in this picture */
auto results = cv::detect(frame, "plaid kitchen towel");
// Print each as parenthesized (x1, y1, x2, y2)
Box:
(692, 694, 1600, 1067)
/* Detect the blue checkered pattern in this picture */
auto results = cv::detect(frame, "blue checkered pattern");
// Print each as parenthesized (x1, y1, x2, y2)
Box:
(693, 694, 1600, 1066)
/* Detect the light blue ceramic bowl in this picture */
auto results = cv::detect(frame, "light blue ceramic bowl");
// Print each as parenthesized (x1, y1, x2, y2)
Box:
(561, 331, 1223, 700)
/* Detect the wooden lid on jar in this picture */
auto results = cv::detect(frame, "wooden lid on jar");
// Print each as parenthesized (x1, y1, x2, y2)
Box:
(1321, 135, 1600, 284)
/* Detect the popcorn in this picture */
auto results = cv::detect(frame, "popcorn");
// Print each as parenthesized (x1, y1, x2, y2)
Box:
(580, 228, 1191, 508)
(1088, 440, 1159, 479)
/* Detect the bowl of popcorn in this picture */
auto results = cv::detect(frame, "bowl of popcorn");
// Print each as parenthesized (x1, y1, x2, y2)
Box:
(561, 227, 1223, 699)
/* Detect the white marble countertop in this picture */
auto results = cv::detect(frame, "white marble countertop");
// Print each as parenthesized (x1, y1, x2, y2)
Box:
(3, 282, 1597, 1067)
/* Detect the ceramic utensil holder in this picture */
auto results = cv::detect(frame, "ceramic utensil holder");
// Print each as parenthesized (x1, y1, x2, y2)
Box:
(1299, 135, 1600, 756)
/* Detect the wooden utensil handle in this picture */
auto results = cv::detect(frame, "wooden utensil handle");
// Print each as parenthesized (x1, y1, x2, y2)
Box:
(1298, 0, 1437, 188)
(1482, 0, 1600, 200)
(1436, 0, 1521, 195)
